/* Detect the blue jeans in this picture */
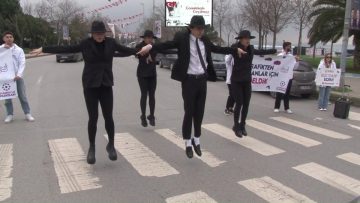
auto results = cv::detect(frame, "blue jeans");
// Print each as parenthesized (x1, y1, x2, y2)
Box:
(4, 78, 31, 115)
(318, 86, 331, 109)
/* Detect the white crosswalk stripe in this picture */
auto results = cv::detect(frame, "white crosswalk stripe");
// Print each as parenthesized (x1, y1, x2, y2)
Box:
(154, 129, 226, 167)
(0, 144, 13, 202)
(247, 120, 321, 147)
(349, 111, 360, 121)
(166, 191, 217, 203)
(293, 162, 360, 196)
(238, 176, 316, 203)
(337, 153, 360, 166)
(48, 138, 102, 194)
(348, 124, 360, 131)
(109, 133, 179, 177)
(270, 117, 352, 139)
(202, 123, 285, 156)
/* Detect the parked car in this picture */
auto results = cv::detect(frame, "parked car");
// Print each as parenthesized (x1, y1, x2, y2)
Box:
(56, 53, 83, 63)
(211, 53, 226, 80)
(158, 50, 178, 70)
(270, 60, 316, 98)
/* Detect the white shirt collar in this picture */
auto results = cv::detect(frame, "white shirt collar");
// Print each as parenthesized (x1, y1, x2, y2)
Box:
(190, 34, 198, 42)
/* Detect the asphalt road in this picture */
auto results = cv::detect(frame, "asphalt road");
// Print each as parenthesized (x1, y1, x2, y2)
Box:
(0, 56, 360, 203)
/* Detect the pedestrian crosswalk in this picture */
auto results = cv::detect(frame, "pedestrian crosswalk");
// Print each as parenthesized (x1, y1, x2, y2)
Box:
(238, 176, 316, 203)
(0, 144, 13, 202)
(1, 116, 360, 202)
(48, 138, 102, 194)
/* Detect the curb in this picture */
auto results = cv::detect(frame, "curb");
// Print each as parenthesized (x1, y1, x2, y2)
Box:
(311, 91, 360, 107)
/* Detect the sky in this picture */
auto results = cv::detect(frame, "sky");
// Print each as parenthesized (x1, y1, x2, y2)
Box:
(21, 0, 353, 50)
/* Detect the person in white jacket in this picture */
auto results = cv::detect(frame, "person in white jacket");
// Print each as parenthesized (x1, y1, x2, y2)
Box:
(1, 31, 35, 123)
(316, 53, 337, 111)
(224, 54, 235, 115)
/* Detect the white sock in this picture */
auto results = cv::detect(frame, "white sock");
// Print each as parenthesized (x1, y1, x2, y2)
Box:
(185, 139, 192, 147)
(194, 137, 200, 146)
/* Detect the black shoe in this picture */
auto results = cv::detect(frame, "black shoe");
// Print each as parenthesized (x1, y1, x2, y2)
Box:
(140, 115, 148, 127)
(232, 126, 243, 138)
(191, 139, 202, 157)
(185, 146, 193, 159)
(147, 115, 155, 126)
(106, 143, 117, 161)
(87, 145, 96, 165)
(241, 127, 248, 136)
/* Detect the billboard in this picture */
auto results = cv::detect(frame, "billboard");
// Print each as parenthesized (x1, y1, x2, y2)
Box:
(351, 0, 360, 30)
(165, 0, 213, 27)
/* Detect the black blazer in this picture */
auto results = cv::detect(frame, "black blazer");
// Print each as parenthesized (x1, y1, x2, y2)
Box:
(43, 37, 136, 88)
(135, 42, 157, 78)
(231, 44, 277, 82)
(152, 30, 238, 82)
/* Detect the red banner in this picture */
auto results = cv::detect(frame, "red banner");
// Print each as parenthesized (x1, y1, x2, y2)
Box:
(86, 0, 128, 14)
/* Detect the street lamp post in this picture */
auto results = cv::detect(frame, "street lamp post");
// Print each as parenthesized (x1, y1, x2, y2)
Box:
(339, 0, 352, 87)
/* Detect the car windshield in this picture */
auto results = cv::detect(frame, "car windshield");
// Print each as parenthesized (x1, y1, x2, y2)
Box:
(294, 61, 313, 72)
(212, 53, 225, 62)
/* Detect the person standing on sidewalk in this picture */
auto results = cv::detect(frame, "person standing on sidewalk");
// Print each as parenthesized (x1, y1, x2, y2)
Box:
(137, 15, 247, 158)
(224, 54, 235, 115)
(1, 31, 35, 123)
(316, 53, 337, 111)
(274, 41, 296, 114)
(31, 21, 141, 165)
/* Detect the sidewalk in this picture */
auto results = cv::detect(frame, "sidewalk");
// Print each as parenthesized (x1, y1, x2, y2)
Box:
(330, 77, 360, 107)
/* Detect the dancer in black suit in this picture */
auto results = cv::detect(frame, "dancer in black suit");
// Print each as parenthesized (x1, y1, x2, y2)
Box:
(31, 21, 138, 164)
(229, 31, 277, 137)
(135, 30, 159, 127)
(138, 15, 246, 158)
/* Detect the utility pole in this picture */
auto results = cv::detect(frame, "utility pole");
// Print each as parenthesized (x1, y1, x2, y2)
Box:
(339, 0, 352, 87)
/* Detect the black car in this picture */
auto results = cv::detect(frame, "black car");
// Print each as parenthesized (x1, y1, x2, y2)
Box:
(212, 53, 226, 80)
(56, 53, 83, 63)
(158, 50, 178, 70)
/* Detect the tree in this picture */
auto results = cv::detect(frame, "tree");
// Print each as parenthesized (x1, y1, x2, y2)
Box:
(0, 0, 22, 19)
(34, 0, 84, 45)
(263, 0, 294, 48)
(238, 0, 266, 49)
(213, 0, 231, 46)
(308, 0, 360, 70)
(292, 0, 314, 55)
(224, 11, 246, 46)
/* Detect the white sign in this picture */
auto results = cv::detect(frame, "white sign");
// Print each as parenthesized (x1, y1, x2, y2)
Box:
(315, 68, 341, 87)
(251, 55, 296, 93)
(154, 20, 162, 38)
(0, 48, 17, 100)
(165, 0, 213, 27)
(107, 23, 116, 38)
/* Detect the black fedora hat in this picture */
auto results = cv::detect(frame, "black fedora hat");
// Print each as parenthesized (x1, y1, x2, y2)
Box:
(140, 30, 158, 39)
(187, 15, 207, 28)
(235, 30, 255, 39)
(90, 21, 108, 33)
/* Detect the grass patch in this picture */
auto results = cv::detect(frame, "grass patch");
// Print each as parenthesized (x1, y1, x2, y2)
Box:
(300, 55, 360, 74)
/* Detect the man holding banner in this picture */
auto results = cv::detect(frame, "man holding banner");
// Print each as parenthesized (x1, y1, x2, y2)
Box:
(0, 31, 35, 123)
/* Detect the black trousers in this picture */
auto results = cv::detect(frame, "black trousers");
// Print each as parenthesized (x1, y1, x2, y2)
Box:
(138, 76, 157, 117)
(226, 84, 235, 110)
(83, 86, 115, 146)
(181, 77, 207, 140)
(231, 81, 252, 128)
(275, 79, 292, 110)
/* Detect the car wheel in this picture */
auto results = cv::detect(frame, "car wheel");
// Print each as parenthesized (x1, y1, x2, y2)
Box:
(56, 60, 60, 63)
(270, 91, 277, 98)
(301, 94, 311, 99)
(222, 76, 226, 81)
